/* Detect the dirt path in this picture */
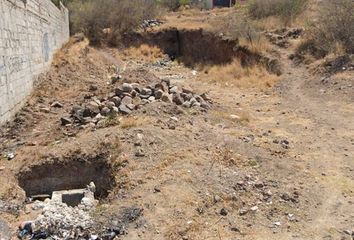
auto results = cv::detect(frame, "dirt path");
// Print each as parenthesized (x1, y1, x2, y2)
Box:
(69, 43, 354, 239)
(271, 48, 354, 238)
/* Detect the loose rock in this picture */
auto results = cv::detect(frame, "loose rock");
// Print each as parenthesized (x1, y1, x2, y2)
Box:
(173, 93, 184, 105)
(135, 148, 145, 157)
(161, 93, 172, 103)
(101, 107, 111, 116)
(51, 101, 63, 108)
(154, 89, 164, 99)
(122, 83, 133, 93)
(220, 208, 228, 216)
(121, 96, 133, 105)
(60, 117, 72, 126)
(119, 105, 132, 115)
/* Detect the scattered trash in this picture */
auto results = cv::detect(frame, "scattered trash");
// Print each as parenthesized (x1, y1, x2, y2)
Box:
(31, 230, 50, 239)
(18, 221, 35, 239)
(7, 153, 15, 161)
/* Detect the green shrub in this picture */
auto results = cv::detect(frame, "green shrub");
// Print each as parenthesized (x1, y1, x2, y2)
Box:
(179, 0, 190, 6)
(248, 0, 309, 24)
(68, 0, 159, 45)
(156, 0, 190, 10)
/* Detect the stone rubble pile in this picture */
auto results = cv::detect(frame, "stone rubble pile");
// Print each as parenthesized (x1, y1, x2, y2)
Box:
(265, 28, 303, 48)
(62, 79, 212, 126)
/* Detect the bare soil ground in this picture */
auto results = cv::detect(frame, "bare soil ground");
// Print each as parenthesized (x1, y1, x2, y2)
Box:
(0, 8, 353, 240)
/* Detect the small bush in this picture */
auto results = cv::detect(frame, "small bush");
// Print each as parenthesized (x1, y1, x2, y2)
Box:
(308, 0, 354, 54)
(248, 0, 309, 25)
(69, 0, 159, 45)
(221, 13, 271, 54)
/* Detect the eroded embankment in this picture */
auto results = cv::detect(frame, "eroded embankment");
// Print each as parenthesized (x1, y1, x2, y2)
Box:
(122, 28, 282, 75)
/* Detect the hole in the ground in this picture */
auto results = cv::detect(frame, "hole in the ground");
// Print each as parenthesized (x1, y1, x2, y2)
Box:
(62, 192, 85, 207)
(122, 28, 281, 75)
(18, 156, 115, 201)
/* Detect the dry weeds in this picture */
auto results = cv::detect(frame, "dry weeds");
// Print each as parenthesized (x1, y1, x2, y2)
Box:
(121, 44, 164, 62)
(238, 36, 272, 54)
(201, 60, 279, 89)
(252, 16, 284, 30)
(119, 116, 146, 129)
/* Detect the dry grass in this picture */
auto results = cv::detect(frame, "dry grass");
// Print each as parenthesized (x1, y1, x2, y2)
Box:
(201, 60, 279, 89)
(119, 116, 146, 129)
(238, 0, 313, 30)
(121, 44, 165, 62)
(248, 0, 309, 26)
(238, 36, 272, 54)
(307, 0, 354, 54)
(210, 109, 252, 127)
(98, 113, 121, 128)
(212, 9, 272, 54)
(252, 16, 284, 30)
(52, 37, 89, 67)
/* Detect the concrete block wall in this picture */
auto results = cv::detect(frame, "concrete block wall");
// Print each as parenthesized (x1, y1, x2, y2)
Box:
(0, 0, 69, 124)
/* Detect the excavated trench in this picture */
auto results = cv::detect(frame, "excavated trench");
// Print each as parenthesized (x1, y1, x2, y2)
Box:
(18, 155, 115, 201)
(122, 28, 281, 75)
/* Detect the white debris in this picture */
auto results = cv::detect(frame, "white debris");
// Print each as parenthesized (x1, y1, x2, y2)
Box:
(30, 185, 97, 239)
(250, 206, 259, 212)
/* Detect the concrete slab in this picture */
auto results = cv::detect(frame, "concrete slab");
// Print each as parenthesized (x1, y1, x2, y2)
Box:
(52, 188, 94, 207)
